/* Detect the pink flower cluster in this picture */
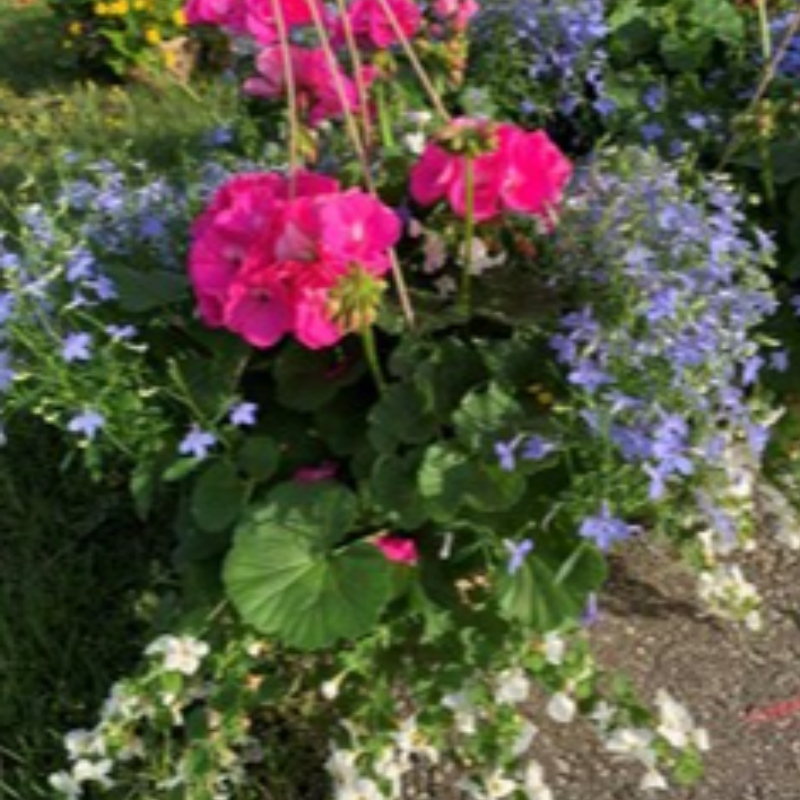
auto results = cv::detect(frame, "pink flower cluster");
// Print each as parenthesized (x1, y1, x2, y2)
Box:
(432, 0, 479, 32)
(189, 171, 401, 350)
(410, 118, 573, 222)
(186, 0, 423, 49)
(244, 46, 374, 127)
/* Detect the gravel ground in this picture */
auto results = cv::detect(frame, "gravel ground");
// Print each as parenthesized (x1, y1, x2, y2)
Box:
(529, 487, 800, 800)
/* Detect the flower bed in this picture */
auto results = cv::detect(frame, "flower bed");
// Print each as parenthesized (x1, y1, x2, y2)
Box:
(3, 1, 800, 798)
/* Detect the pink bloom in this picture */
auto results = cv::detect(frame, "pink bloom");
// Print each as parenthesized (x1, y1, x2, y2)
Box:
(433, 0, 479, 31)
(189, 173, 285, 326)
(375, 535, 419, 564)
(294, 463, 339, 483)
(347, 0, 422, 49)
(185, 0, 247, 32)
(499, 127, 573, 218)
(244, 46, 360, 126)
(189, 172, 400, 351)
(410, 119, 572, 223)
(319, 191, 401, 274)
(244, 0, 324, 44)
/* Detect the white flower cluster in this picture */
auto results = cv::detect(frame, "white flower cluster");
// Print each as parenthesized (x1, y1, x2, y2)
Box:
(49, 634, 247, 800)
(698, 563, 762, 631)
(592, 689, 709, 792)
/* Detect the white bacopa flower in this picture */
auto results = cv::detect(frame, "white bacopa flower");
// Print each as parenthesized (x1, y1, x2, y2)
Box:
(545, 691, 576, 724)
(336, 777, 387, 800)
(483, 770, 519, 799)
(522, 761, 553, 800)
(655, 690, 708, 750)
(604, 727, 656, 769)
(49, 771, 82, 799)
(590, 700, 616, 730)
(326, 748, 361, 786)
(543, 631, 566, 666)
(71, 758, 114, 788)
(640, 770, 669, 791)
(392, 716, 440, 764)
(100, 682, 140, 722)
(511, 719, 539, 757)
(403, 132, 427, 155)
(496, 668, 531, 706)
(64, 729, 105, 760)
(442, 689, 478, 734)
(145, 635, 210, 676)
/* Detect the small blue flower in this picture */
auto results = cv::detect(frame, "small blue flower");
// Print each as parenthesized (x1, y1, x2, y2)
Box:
(106, 324, 137, 341)
(685, 112, 707, 131)
(581, 593, 599, 626)
(0, 350, 15, 392)
(770, 350, 789, 372)
(179, 426, 217, 460)
(641, 122, 665, 143)
(579, 503, 636, 550)
(67, 410, 105, 440)
(61, 332, 93, 363)
(522, 435, 557, 461)
(494, 439, 519, 472)
(230, 401, 258, 427)
(505, 538, 535, 575)
(643, 84, 666, 111)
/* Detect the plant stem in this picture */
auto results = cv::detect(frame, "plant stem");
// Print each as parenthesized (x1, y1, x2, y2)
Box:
(268, 0, 300, 195)
(332, 0, 373, 148)
(372, 0, 451, 122)
(459, 156, 475, 315)
(718, 5, 800, 170)
(376, 82, 396, 150)
(361, 326, 387, 394)
(757, 0, 773, 61)
(305, 1, 416, 329)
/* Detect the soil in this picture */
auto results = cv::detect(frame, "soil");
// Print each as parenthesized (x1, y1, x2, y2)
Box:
(529, 487, 800, 800)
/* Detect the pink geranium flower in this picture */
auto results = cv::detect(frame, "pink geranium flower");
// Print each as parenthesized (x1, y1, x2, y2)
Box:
(244, 46, 360, 126)
(374, 535, 419, 565)
(433, 0, 479, 31)
(244, 0, 324, 44)
(189, 171, 401, 351)
(410, 118, 572, 223)
(185, 0, 248, 32)
(347, 0, 422, 49)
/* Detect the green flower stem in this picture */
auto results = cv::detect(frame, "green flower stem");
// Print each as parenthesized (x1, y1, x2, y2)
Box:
(459, 155, 475, 315)
(757, 0, 773, 61)
(377, 82, 396, 150)
(361, 326, 387, 394)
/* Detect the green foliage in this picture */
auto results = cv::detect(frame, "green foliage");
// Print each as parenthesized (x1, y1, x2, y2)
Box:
(224, 483, 394, 649)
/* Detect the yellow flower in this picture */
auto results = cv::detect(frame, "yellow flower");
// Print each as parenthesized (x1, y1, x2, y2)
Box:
(163, 49, 178, 69)
(133, 0, 146, 8)
(67, 21, 82, 36)
(94, 2, 108, 15)
(144, 27, 162, 45)
(173, 8, 187, 26)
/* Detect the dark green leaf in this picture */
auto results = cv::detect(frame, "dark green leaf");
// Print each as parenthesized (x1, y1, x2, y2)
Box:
(191, 460, 249, 534)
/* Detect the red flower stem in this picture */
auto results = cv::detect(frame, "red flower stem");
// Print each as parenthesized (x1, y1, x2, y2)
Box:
(268, 0, 300, 196)
(373, 0, 451, 122)
(305, 0, 415, 329)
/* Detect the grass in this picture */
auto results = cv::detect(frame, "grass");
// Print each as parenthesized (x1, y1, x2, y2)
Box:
(0, 0, 245, 201)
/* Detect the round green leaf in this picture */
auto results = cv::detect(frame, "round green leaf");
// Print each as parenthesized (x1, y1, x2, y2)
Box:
(224, 512, 392, 650)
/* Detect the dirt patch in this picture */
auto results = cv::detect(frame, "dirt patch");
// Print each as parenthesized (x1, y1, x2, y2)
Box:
(531, 529, 800, 800)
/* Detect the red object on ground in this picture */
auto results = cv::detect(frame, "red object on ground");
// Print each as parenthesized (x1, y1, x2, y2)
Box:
(745, 693, 800, 724)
